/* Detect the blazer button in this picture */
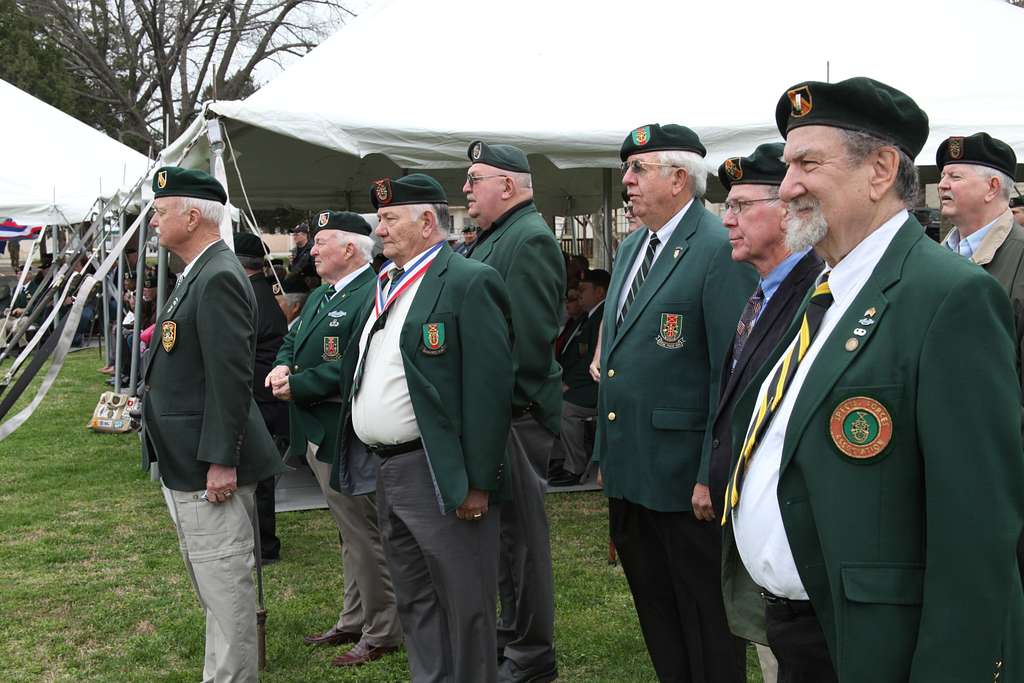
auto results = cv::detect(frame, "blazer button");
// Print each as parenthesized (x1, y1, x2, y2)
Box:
(712, 438, 720, 449)
(607, 369, 615, 378)
(608, 411, 616, 421)
(294, 364, 300, 371)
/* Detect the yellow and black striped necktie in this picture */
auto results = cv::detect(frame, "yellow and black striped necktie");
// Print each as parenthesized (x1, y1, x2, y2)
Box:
(722, 273, 833, 524)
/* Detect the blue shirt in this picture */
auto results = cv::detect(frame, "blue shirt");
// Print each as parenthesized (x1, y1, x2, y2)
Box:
(752, 249, 812, 328)
(943, 217, 998, 258)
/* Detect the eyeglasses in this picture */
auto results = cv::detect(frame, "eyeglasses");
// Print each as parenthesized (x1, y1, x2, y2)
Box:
(465, 173, 509, 187)
(722, 197, 778, 215)
(619, 160, 679, 176)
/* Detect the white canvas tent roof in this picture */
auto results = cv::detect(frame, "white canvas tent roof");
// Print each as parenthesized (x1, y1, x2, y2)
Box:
(165, 0, 1024, 214)
(0, 79, 152, 225)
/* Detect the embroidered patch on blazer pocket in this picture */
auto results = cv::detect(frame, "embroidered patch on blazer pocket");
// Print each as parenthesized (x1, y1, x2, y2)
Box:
(825, 384, 903, 464)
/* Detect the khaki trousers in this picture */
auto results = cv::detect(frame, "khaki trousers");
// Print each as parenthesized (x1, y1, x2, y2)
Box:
(163, 483, 258, 683)
(306, 442, 401, 646)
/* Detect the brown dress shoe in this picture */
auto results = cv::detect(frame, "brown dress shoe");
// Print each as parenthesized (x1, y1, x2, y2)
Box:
(330, 640, 400, 667)
(303, 626, 361, 646)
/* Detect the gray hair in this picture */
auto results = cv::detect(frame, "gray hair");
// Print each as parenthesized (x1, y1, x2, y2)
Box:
(968, 165, 1016, 201)
(409, 203, 451, 235)
(658, 150, 708, 198)
(509, 171, 533, 190)
(318, 230, 374, 262)
(283, 292, 308, 309)
(838, 130, 920, 207)
(179, 196, 226, 227)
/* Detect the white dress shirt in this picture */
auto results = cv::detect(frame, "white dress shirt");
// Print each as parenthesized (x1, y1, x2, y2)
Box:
(331, 263, 370, 295)
(733, 209, 907, 599)
(179, 240, 220, 280)
(616, 199, 692, 317)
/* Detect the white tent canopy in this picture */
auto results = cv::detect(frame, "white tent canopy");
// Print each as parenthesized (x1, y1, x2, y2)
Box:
(0, 79, 152, 225)
(165, 0, 1024, 214)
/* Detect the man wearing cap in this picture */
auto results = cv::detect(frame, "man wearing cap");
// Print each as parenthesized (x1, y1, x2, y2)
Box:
(455, 224, 479, 256)
(141, 166, 285, 682)
(1011, 195, 1024, 225)
(550, 268, 610, 487)
(461, 140, 564, 682)
(594, 123, 756, 682)
(232, 232, 288, 563)
(936, 133, 1024, 590)
(720, 77, 1024, 682)
(265, 210, 403, 667)
(334, 173, 513, 683)
(284, 222, 316, 290)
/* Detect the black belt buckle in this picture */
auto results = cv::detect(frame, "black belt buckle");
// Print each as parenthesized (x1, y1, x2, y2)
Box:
(760, 590, 787, 606)
(367, 438, 422, 459)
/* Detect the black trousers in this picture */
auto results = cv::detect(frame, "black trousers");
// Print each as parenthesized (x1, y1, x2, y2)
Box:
(763, 597, 837, 683)
(608, 498, 745, 683)
(255, 401, 288, 560)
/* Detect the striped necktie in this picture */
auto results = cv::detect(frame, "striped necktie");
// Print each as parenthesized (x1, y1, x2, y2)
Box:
(722, 274, 833, 523)
(318, 287, 336, 314)
(618, 233, 660, 325)
(731, 285, 765, 371)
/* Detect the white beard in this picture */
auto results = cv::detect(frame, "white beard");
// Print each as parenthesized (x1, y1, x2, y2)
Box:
(784, 199, 829, 253)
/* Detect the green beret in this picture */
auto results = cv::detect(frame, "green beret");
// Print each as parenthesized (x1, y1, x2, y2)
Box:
(152, 166, 227, 205)
(936, 132, 1017, 179)
(313, 210, 372, 236)
(718, 142, 788, 191)
(232, 232, 268, 258)
(620, 123, 707, 162)
(468, 140, 531, 173)
(1010, 196, 1024, 209)
(370, 174, 448, 209)
(775, 77, 929, 158)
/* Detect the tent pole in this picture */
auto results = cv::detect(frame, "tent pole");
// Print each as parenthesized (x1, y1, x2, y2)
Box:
(113, 215, 126, 394)
(99, 219, 111, 364)
(602, 168, 613, 269)
(127, 219, 147, 396)
(156, 246, 168, 313)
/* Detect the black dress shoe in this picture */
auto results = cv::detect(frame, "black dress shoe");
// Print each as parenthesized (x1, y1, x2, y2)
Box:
(548, 471, 581, 487)
(303, 625, 362, 646)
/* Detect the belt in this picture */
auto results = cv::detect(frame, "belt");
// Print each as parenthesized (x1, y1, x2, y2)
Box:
(366, 438, 422, 459)
(760, 589, 815, 616)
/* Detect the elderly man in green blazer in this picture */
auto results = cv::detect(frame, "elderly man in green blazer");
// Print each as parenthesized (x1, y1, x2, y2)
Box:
(333, 174, 514, 683)
(266, 210, 402, 668)
(721, 77, 1024, 683)
(462, 140, 565, 683)
(593, 123, 757, 683)
(141, 166, 285, 682)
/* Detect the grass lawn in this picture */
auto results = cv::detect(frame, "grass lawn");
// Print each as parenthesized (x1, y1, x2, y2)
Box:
(0, 349, 764, 682)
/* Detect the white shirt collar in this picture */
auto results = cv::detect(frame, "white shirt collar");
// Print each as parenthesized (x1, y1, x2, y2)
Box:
(180, 240, 220, 280)
(824, 209, 908, 309)
(332, 263, 371, 293)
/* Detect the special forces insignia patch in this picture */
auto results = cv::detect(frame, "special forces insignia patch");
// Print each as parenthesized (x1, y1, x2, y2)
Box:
(471, 141, 483, 160)
(948, 136, 964, 160)
(723, 158, 743, 181)
(157, 170, 168, 189)
(632, 126, 651, 146)
(787, 85, 813, 118)
(318, 211, 330, 228)
(272, 282, 282, 295)
(421, 322, 446, 355)
(322, 336, 340, 361)
(829, 396, 893, 459)
(161, 321, 177, 353)
(656, 313, 684, 349)
(374, 179, 393, 206)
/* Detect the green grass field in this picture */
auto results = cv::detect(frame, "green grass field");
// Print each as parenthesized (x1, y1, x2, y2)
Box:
(0, 349, 764, 682)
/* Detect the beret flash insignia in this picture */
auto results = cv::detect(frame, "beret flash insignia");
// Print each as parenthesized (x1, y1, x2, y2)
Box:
(157, 170, 168, 189)
(948, 136, 964, 160)
(471, 141, 483, 160)
(724, 158, 743, 181)
(788, 85, 813, 118)
(632, 126, 651, 146)
(318, 211, 329, 228)
(374, 178, 393, 206)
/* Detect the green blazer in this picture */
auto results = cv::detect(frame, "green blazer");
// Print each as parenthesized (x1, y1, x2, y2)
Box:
(274, 267, 375, 464)
(470, 201, 566, 433)
(721, 218, 1024, 681)
(333, 246, 514, 513)
(560, 301, 603, 408)
(595, 201, 757, 512)
(141, 241, 285, 492)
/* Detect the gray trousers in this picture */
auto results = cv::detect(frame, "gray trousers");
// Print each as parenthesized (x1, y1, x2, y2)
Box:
(559, 400, 596, 476)
(163, 483, 258, 683)
(378, 449, 500, 683)
(306, 443, 401, 646)
(497, 414, 557, 671)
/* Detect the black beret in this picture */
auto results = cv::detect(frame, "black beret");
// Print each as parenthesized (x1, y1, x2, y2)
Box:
(467, 140, 531, 173)
(775, 77, 929, 158)
(620, 123, 707, 161)
(718, 142, 788, 191)
(39, 254, 54, 268)
(282, 279, 309, 295)
(370, 174, 448, 209)
(461, 224, 479, 234)
(233, 232, 269, 258)
(291, 223, 309, 234)
(152, 166, 227, 205)
(1010, 196, 1024, 209)
(580, 268, 611, 290)
(936, 133, 1017, 179)
(313, 210, 372, 236)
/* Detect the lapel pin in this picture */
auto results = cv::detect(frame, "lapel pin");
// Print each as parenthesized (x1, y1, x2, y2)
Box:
(845, 338, 859, 352)
(858, 318, 875, 326)
(854, 328, 867, 336)
(864, 307, 876, 317)
(673, 247, 682, 259)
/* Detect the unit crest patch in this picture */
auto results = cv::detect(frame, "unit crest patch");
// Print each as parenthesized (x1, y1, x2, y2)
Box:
(632, 126, 651, 146)
(374, 178, 393, 205)
(421, 322, 446, 355)
(322, 336, 341, 361)
(470, 141, 483, 160)
(656, 313, 685, 349)
(948, 136, 964, 160)
(157, 170, 168, 189)
(161, 321, 177, 352)
(829, 396, 893, 459)
(723, 158, 743, 181)
(788, 85, 813, 117)
(318, 211, 330, 227)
